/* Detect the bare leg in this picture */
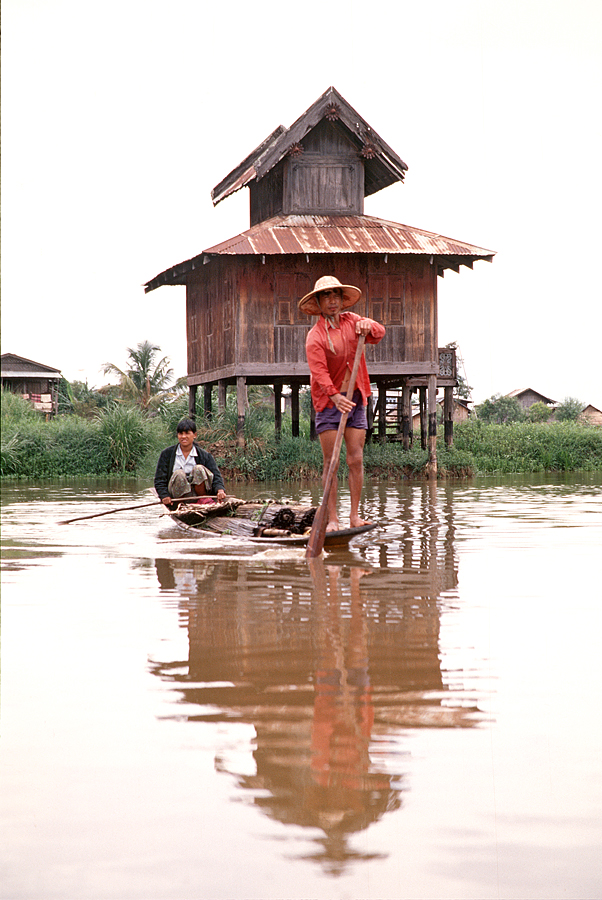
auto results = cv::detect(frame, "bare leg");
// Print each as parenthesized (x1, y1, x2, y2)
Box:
(344, 427, 370, 528)
(318, 429, 341, 531)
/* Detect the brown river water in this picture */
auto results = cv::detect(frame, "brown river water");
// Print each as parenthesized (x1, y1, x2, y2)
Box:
(1, 474, 601, 900)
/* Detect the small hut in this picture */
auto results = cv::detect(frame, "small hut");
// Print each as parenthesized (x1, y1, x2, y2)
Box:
(506, 388, 557, 410)
(1, 353, 61, 416)
(145, 87, 495, 473)
(579, 404, 602, 426)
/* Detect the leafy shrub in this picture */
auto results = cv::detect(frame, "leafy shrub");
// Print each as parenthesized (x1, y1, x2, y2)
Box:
(527, 401, 553, 423)
(1, 388, 40, 422)
(95, 404, 156, 473)
(476, 394, 525, 424)
(555, 396, 584, 422)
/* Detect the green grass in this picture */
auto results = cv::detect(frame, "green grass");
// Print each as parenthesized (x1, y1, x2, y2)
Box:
(1, 390, 167, 477)
(2, 386, 601, 480)
(452, 420, 602, 474)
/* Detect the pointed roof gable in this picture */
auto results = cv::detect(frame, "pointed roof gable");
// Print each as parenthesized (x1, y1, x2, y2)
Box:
(211, 86, 408, 207)
(506, 388, 557, 406)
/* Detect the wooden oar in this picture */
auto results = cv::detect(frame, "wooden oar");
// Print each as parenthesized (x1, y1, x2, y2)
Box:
(59, 497, 195, 525)
(305, 334, 366, 559)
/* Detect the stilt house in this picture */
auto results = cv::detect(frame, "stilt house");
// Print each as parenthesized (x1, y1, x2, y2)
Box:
(145, 87, 495, 470)
(1, 353, 61, 416)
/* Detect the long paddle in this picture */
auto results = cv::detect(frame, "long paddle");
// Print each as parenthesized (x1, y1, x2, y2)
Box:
(59, 496, 198, 525)
(305, 334, 366, 559)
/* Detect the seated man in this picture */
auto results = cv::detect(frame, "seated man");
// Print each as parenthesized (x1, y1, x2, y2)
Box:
(154, 417, 227, 507)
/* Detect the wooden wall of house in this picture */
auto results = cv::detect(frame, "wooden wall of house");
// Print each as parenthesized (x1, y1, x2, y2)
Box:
(250, 160, 285, 226)
(186, 261, 237, 380)
(186, 254, 438, 384)
(250, 120, 364, 224)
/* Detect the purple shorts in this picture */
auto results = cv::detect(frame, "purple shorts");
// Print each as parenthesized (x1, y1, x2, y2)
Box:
(315, 390, 368, 434)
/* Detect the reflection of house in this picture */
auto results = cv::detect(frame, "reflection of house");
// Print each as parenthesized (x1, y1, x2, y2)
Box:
(506, 387, 556, 410)
(579, 404, 602, 425)
(151, 487, 477, 873)
(1, 353, 61, 416)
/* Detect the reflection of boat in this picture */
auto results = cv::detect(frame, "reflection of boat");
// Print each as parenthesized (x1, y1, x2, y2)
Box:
(168, 498, 377, 547)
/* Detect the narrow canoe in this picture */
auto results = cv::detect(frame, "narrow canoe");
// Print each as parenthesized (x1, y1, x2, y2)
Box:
(167, 498, 376, 547)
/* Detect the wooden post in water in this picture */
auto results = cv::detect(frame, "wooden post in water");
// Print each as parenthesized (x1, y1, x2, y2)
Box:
(274, 383, 282, 441)
(203, 383, 213, 421)
(291, 383, 300, 438)
(402, 381, 411, 450)
(444, 386, 454, 447)
(426, 374, 438, 478)
(366, 395, 374, 442)
(377, 383, 387, 442)
(419, 386, 427, 450)
(218, 380, 227, 413)
(236, 376, 246, 448)
(188, 384, 197, 421)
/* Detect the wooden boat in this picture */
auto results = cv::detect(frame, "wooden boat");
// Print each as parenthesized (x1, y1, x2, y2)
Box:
(167, 498, 376, 547)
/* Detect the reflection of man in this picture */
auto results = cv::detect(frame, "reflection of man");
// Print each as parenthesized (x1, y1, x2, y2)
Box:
(299, 276, 385, 531)
(154, 417, 226, 507)
(310, 563, 391, 806)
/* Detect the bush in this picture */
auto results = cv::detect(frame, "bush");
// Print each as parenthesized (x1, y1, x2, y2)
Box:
(527, 401, 553, 423)
(476, 394, 525, 424)
(556, 396, 584, 422)
(95, 404, 158, 473)
(1, 388, 40, 422)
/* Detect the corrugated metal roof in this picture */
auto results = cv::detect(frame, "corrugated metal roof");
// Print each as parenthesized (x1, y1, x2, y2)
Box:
(144, 214, 495, 293)
(204, 215, 493, 257)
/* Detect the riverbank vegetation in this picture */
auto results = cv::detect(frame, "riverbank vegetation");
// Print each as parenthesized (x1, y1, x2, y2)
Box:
(2, 387, 601, 481)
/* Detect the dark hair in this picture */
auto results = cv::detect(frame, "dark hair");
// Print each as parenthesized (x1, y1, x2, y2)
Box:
(176, 417, 197, 434)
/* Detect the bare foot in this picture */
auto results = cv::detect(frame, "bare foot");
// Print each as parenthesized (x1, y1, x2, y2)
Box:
(326, 520, 340, 532)
(350, 517, 372, 529)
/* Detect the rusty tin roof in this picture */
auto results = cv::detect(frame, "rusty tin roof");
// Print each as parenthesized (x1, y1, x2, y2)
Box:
(144, 214, 495, 293)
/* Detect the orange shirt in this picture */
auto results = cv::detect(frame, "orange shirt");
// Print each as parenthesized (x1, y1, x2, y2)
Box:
(306, 312, 386, 412)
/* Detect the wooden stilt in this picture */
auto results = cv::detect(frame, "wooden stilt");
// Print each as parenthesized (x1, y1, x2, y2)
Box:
(402, 381, 411, 450)
(203, 383, 213, 421)
(291, 383, 300, 438)
(218, 380, 227, 413)
(377, 382, 387, 442)
(419, 386, 427, 450)
(366, 394, 374, 442)
(444, 385, 454, 447)
(426, 374, 437, 478)
(274, 383, 282, 441)
(188, 384, 197, 421)
(236, 376, 246, 448)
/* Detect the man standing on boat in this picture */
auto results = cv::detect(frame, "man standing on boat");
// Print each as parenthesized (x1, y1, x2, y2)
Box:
(154, 417, 227, 507)
(299, 276, 385, 532)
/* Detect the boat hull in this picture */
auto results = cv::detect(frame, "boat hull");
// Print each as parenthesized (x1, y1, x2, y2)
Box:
(167, 499, 376, 547)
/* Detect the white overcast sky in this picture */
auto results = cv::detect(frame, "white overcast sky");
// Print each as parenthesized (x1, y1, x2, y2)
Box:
(2, 0, 601, 406)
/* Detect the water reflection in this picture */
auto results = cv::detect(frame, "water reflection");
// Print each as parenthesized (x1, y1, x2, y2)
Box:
(150, 484, 480, 873)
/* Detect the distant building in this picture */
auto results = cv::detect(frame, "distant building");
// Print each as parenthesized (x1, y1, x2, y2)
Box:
(506, 388, 557, 410)
(579, 404, 602, 426)
(1, 353, 61, 416)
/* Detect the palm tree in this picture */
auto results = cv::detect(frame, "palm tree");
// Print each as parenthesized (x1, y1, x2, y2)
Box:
(102, 341, 183, 411)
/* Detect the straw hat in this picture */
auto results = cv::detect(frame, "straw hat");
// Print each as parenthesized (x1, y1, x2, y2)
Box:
(298, 276, 362, 316)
